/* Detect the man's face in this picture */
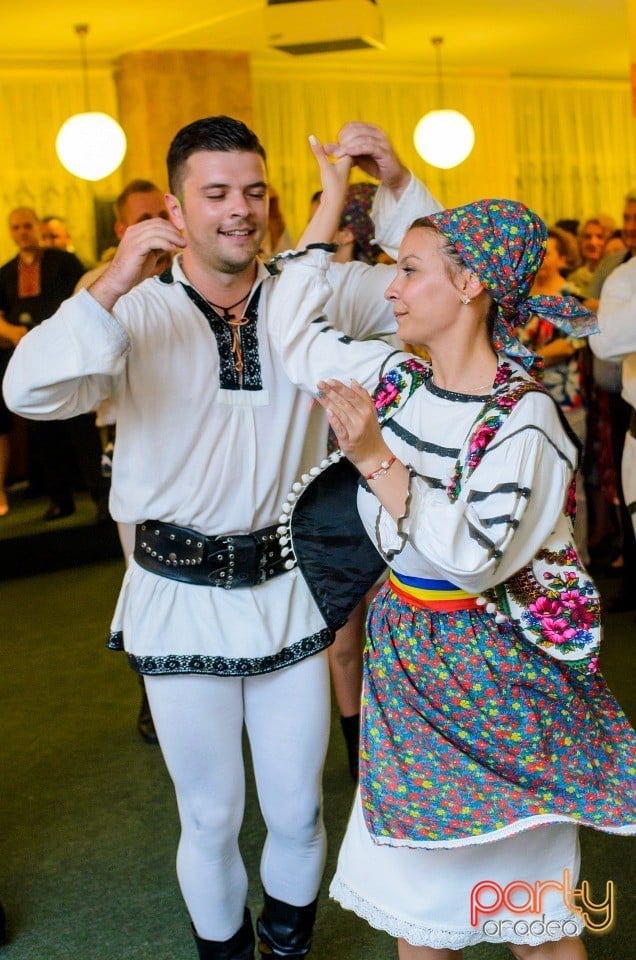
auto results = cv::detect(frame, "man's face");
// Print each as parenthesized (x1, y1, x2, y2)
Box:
(117, 190, 169, 232)
(117, 189, 171, 273)
(622, 200, 636, 255)
(579, 221, 605, 267)
(166, 150, 268, 275)
(40, 218, 71, 249)
(9, 209, 40, 253)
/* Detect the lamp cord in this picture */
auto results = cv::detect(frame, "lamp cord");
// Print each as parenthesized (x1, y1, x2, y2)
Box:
(76, 24, 91, 112)
(432, 36, 444, 109)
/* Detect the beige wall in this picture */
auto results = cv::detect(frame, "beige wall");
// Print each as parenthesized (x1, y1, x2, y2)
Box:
(114, 51, 253, 191)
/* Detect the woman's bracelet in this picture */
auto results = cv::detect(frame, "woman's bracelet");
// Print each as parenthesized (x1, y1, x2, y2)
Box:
(365, 455, 397, 481)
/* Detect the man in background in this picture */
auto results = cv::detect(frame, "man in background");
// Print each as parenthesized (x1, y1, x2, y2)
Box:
(78, 179, 171, 291)
(585, 189, 636, 311)
(591, 242, 636, 615)
(40, 215, 75, 252)
(0, 206, 105, 521)
(586, 189, 636, 611)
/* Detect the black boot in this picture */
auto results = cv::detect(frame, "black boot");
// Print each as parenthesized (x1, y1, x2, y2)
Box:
(192, 908, 255, 960)
(340, 713, 360, 783)
(257, 892, 318, 959)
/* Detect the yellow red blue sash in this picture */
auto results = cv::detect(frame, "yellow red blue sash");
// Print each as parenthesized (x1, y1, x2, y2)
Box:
(389, 571, 479, 612)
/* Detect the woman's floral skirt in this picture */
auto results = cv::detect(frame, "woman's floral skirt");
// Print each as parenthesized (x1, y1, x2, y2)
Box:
(360, 581, 636, 847)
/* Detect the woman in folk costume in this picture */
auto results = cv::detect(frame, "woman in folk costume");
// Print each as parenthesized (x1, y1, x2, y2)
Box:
(267, 138, 636, 959)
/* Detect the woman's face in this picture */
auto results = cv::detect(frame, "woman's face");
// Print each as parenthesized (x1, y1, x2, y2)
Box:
(384, 227, 467, 348)
(537, 236, 567, 280)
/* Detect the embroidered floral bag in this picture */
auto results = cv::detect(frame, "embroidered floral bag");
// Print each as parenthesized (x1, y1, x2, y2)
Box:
(446, 366, 601, 672)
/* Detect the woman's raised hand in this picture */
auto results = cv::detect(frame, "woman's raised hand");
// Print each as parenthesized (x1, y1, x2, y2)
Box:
(296, 136, 352, 249)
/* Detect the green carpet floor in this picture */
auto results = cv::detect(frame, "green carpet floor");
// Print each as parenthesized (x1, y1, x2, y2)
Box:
(0, 558, 634, 959)
(0, 489, 120, 579)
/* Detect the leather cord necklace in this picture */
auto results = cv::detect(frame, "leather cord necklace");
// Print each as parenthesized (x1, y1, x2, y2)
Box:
(204, 290, 251, 373)
(204, 290, 250, 320)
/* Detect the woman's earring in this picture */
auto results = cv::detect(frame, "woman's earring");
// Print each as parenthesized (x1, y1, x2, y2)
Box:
(462, 295, 471, 305)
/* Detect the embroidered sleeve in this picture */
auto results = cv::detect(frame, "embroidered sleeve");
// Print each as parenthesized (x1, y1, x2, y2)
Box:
(402, 400, 578, 593)
(373, 466, 417, 560)
(267, 247, 404, 394)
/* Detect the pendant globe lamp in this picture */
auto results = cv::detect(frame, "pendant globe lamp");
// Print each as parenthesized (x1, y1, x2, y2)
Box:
(413, 37, 475, 170)
(55, 24, 127, 181)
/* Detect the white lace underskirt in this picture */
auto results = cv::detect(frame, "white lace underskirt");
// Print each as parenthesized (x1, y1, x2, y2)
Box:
(329, 793, 584, 949)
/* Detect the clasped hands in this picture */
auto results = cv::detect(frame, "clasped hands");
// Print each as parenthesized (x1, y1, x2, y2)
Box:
(316, 378, 394, 479)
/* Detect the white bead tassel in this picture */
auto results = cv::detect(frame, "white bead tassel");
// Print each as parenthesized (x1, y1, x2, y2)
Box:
(276, 450, 344, 575)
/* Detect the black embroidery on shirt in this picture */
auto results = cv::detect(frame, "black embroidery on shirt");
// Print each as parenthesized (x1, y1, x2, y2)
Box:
(267, 244, 338, 275)
(182, 283, 263, 391)
(106, 627, 332, 676)
(157, 266, 173, 284)
(311, 317, 357, 345)
(485, 425, 578, 471)
(361, 468, 444, 495)
(419, 474, 446, 490)
(384, 418, 460, 458)
(481, 515, 520, 529)
(466, 521, 502, 559)
(378, 350, 407, 380)
(426, 379, 492, 403)
(467, 483, 531, 502)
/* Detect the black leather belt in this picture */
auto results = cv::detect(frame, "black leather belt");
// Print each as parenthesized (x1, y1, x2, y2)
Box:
(133, 520, 292, 588)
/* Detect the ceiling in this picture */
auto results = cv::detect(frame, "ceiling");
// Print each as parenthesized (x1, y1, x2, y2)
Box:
(0, 0, 630, 82)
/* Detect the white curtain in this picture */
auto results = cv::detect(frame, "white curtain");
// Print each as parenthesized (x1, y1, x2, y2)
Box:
(0, 67, 123, 268)
(511, 78, 636, 226)
(252, 60, 636, 242)
(252, 60, 516, 242)
(0, 60, 634, 267)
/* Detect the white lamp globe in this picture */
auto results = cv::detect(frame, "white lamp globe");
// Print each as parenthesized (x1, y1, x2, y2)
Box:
(413, 109, 475, 169)
(56, 112, 127, 181)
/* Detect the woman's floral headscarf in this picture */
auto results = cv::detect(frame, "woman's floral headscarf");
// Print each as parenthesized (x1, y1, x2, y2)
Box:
(423, 199, 598, 371)
(340, 182, 379, 264)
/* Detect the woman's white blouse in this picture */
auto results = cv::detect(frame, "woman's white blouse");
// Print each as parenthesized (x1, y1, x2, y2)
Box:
(268, 248, 579, 595)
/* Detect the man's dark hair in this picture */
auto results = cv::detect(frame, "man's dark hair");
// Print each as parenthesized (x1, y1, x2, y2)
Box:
(115, 179, 162, 220)
(167, 116, 267, 195)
